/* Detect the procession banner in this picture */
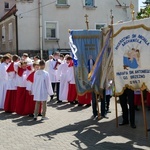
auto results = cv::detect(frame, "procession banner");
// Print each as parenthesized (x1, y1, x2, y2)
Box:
(89, 28, 112, 94)
(69, 30, 102, 95)
(113, 18, 150, 95)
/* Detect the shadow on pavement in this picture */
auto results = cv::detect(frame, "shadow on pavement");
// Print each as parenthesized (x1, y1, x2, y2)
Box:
(35, 117, 150, 150)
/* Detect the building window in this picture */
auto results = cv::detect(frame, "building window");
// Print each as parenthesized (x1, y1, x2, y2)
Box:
(85, 0, 94, 6)
(9, 23, 13, 41)
(4, 2, 9, 9)
(57, 0, 67, 5)
(45, 22, 58, 39)
(95, 23, 107, 30)
(2, 26, 5, 42)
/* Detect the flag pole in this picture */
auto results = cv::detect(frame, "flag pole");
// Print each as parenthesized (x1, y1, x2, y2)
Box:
(140, 90, 148, 138)
(96, 94, 101, 120)
(115, 93, 118, 127)
(110, 9, 118, 127)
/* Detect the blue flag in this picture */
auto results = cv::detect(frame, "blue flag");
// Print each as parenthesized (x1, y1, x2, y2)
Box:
(90, 29, 112, 93)
(69, 30, 102, 95)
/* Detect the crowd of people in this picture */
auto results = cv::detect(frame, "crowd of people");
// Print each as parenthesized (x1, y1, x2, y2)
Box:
(0, 51, 150, 128)
(0, 52, 95, 121)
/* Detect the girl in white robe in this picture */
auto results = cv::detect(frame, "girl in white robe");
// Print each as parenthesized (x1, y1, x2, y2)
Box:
(33, 60, 53, 120)
(0, 55, 11, 109)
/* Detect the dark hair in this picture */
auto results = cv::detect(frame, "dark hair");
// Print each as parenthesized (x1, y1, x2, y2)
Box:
(34, 55, 40, 59)
(39, 59, 45, 66)
(20, 61, 27, 65)
(66, 56, 72, 61)
(1, 55, 10, 63)
(0, 55, 3, 59)
(12, 55, 19, 62)
(60, 54, 64, 58)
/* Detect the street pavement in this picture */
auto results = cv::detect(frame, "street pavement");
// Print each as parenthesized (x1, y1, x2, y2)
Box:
(0, 97, 150, 150)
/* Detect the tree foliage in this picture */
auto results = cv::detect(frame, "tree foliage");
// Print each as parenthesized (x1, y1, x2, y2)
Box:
(136, 5, 150, 19)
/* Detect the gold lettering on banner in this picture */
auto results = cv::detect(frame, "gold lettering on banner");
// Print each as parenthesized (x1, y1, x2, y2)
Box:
(85, 44, 96, 50)
(73, 35, 100, 39)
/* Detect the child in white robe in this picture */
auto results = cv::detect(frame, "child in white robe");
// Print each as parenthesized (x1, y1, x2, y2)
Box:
(33, 60, 53, 120)
(0, 55, 11, 109)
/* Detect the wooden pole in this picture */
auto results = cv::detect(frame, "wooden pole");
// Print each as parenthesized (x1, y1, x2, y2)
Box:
(96, 94, 101, 120)
(140, 90, 148, 138)
(115, 94, 118, 127)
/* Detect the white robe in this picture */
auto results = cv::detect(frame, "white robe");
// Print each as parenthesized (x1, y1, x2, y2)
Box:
(45, 59, 61, 83)
(67, 66, 75, 84)
(0, 62, 9, 109)
(32, 70, 53, 101)
(6, 63, 17, 90)
(59, 62, 69, 101)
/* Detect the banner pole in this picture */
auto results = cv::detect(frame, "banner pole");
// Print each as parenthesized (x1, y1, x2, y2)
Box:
(140, 90, 148, 138)
(115, 94, 118, 128)
(96, 94, 101, 120)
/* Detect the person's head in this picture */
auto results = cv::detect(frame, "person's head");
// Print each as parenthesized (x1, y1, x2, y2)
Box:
(22, 53, 28, 60)
(49, 55, 53, 60)
(12, 55, 19, 62)
(33, 62, 40, 71)
(39, 59, 45, 69)
(89, 55, 93, 59)
(1, 55, 11, 64)
(20, 61, 27, 69)
(66, 56, 72, 64)
(53, 51, 60, 60)
(34, 55, 40, 61)
(60, 54, 64, 61)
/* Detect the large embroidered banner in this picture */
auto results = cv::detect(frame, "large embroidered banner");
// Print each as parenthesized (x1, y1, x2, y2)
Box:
(113, 18, 150, 95)
(69, 30, 102, 95)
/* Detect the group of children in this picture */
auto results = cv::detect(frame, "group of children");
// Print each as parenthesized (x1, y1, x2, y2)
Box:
(0, 52, 93, 121)
(0, 53, 54, 120)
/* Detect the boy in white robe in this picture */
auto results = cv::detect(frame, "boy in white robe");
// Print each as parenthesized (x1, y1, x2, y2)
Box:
(33, 60, 53, 120)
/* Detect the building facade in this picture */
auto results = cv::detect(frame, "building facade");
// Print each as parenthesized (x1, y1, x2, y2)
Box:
(0, 0, 138, 59)
(0, 0, 16, 18)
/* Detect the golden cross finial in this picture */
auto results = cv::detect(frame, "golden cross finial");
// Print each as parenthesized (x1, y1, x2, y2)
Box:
(84, 14, 89, 30)
(130, 2, 135, 21)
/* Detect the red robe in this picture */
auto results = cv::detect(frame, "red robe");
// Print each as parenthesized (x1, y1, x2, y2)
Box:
(146, 92, 150, 106)
(24, 71, 41, 115)
(4, 62, 17, 112)
(23, 71, 35, 115)
(15, 67, 27, 115)
(78, 92, 92, 105)
(67, 62, 77, 102)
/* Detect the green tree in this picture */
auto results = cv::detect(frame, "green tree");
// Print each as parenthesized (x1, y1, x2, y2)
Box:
(136, 5, 150, 19)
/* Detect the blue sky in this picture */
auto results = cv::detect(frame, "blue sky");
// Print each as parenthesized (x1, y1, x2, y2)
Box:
(139, 0, 146, 9)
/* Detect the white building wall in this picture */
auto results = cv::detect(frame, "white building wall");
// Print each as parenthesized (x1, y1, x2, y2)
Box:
(16, 0, 138, 54)
(16, 1, 39, 51)
(42, 0, 138, 51)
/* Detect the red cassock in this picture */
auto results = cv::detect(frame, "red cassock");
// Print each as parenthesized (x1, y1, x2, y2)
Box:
(15, 67, 27, 115)
(16, 86, 27, 115)
(146, 92, 150, 106)
(78, 92, 92, 105)
(134, 94, 141, 106)
(67, 84, 77, 102)
(23, 71, 35, 115)
(4, 62, 17, 113)
(23, 71, 41, 115)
